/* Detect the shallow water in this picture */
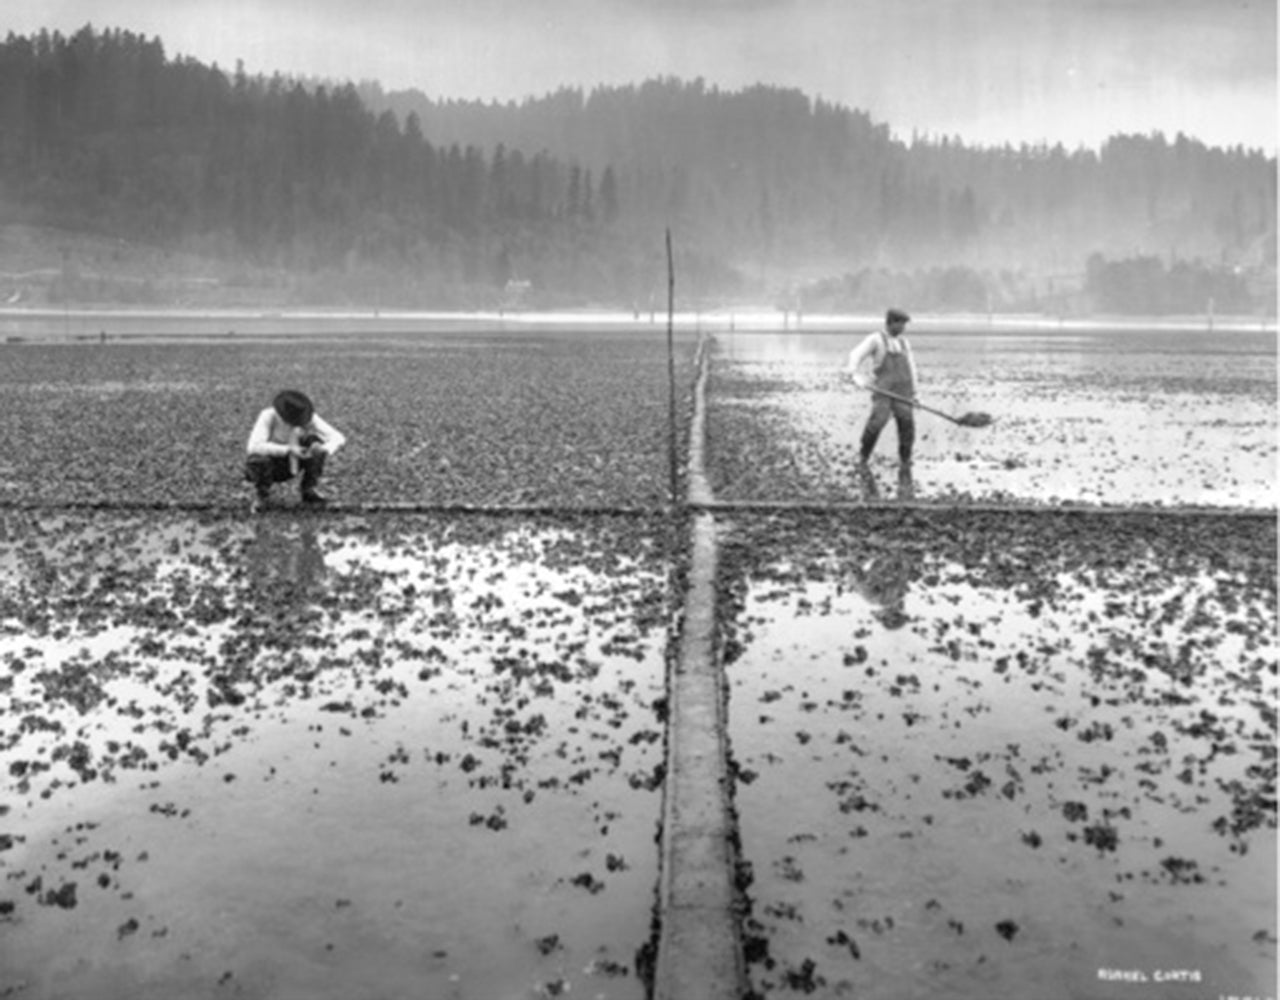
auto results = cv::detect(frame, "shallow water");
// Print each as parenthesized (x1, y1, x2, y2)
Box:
(720, 511, 1277, 999)
(0, 512, 671, 1000)
(709, 328, 1277, 508)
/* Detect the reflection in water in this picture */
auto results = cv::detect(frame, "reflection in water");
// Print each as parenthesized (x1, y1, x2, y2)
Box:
(730, 518, 1277, 1000)
(0, 512, 666, 1000)
(847, 549, 918, 629)
(244, 518, 327, 595)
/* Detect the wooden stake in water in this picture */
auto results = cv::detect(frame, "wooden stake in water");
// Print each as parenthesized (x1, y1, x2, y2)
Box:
(666, 228, 679, 507)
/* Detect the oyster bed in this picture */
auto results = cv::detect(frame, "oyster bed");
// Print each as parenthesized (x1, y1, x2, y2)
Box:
(707, 328, 1276, 507)
(0, 328, 698, 508)
(0, 511, 675, 999)
(719, 509, 1277, 999)
(0, 319, 1275, 1000)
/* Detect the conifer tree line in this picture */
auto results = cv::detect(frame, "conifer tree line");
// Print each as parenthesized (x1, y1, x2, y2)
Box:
(0, 26, 623, 305)
(368, 75, 1276, 267)
(364, 78, 1276, 312)
(0, 25, 1274, 312)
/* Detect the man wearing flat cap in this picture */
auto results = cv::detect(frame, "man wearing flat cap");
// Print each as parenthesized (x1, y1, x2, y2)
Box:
(244, 389, 346, 512)
(846, 308, 918, 478)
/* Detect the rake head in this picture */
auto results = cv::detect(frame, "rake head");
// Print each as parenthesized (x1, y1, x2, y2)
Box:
(956, 412, 994, 428)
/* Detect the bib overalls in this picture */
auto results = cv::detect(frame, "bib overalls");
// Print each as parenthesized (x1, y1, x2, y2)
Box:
(859, 332, 915, 466)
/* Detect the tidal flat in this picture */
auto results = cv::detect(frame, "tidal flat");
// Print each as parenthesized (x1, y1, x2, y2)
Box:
(719, 509, 1276, 1000)
(0, 318, 1274, 999)
(707, 327, 1276, 508)
(0, 511, 672, 1000)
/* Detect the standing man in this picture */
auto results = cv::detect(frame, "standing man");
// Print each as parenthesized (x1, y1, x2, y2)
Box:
(245, 389, 346, 512)
(846, 308, 918, 477)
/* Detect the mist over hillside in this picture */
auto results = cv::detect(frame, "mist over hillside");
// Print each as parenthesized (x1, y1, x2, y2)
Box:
(0, 26, 1274, 314)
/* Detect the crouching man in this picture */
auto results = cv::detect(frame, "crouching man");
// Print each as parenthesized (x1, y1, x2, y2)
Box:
(245, 389, 346, 512)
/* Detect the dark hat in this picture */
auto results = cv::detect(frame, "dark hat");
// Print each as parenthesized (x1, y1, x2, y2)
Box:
(886, 308, 911, 325)
(272, 389, 314, 427)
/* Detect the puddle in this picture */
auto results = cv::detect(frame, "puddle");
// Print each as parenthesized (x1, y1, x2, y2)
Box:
(719, 510, 1277, 999)
(708, 329, 1277, 507)
(0, 511, 673, 999)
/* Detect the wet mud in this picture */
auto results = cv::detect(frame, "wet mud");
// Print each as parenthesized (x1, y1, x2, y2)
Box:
(0, 511, 675, 999)
(0, 329, 698, 508)
(708, 328, 1276, 508)
(718, 510, 1276, 999)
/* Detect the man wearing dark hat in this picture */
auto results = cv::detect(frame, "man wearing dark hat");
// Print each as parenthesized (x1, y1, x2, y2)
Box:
(244, 389, 346, 512)
(846, 308, 918, 477)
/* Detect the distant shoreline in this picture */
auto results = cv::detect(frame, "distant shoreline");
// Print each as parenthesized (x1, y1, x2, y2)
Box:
(0, 306, 1274, 337)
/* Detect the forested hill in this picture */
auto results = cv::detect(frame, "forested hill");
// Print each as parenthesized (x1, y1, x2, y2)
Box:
(361, 79, 1276, 278)
(0, 26, 1274, 314)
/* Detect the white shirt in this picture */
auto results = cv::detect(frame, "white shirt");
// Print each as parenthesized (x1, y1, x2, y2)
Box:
(246, 407, 346, 460)
(846, 330, 918, 388)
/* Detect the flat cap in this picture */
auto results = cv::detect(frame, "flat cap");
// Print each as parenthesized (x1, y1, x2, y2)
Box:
(886, 308, 911, 324)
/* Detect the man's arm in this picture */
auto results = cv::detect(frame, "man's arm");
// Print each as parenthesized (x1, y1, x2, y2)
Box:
(845, 333, 880, 387)
(309, 414, 346, 456)
(246, 408, 291, 457)
(905, 340, 919, 395)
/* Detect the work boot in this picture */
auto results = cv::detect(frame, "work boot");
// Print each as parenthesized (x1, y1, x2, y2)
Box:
(300, 489, 328, 505)
(897, 465, 915, 501)
(858, 463, 880, 501)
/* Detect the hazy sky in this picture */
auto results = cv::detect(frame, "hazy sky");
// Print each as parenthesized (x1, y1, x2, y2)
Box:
(6, 0, 1276, 151)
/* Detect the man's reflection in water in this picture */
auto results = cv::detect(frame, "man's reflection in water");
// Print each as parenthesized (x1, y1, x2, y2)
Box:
(245, 518, 327, 599)
(847, 549, 918, 631)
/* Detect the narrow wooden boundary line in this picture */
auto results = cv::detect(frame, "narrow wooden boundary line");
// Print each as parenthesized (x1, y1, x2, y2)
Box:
(0, 500, 667, 516)
(0, 499, 1269, 520)
(654, 329, 747, 1000)
(693, 499, 1275, 519)
(687, 331, 714, 507)
(654, 511, 744, 1000)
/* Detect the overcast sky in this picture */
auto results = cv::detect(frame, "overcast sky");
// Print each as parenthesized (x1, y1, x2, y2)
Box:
(6, 0, 1276, 151)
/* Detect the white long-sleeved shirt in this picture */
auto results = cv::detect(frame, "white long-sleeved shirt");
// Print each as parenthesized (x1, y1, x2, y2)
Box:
(846, 330, 918, 389)
(246, 407, 346, 460)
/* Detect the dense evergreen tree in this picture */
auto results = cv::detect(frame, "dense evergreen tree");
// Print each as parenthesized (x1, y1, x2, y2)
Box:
(361, 77, 1274, 281)
(0, 26, 619, 305)
(1084, 254, 1253, 315)
(0, 26, 1273, 311)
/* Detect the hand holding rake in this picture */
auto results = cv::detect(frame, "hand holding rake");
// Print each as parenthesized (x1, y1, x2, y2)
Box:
(859, 382, 994, 429)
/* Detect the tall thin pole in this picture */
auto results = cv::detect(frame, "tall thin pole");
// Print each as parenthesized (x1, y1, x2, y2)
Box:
(666, 229, 679, 508)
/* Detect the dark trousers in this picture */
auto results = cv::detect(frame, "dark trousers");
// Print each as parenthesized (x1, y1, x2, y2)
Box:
(860, 395, 915, 465)
(244, 453, 325, 496)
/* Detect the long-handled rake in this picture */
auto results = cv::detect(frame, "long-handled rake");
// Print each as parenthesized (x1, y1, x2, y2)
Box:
(867, 385, 994, 428)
